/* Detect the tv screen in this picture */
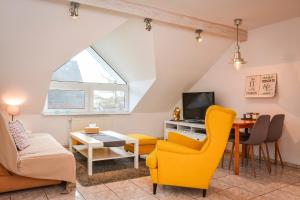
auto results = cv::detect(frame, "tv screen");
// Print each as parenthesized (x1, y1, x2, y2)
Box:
(182, 92, 215, 120)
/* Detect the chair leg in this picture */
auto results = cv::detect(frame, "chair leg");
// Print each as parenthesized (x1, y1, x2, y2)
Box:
(153, 183, 157, 195)
(249, 145, 256, 178)
(246, 144, 249, 166)
(265, 143, 271, 172)
(259, 145, 262, 163)
(242, 144, 246, 166)
(260, 144, 271, 174)
(221, 152, 225, 168)
(275, 142, 284, 168)
(274, 143, 278, 165)
(228, 142, 235, 170)
(203, 189, 207, 197)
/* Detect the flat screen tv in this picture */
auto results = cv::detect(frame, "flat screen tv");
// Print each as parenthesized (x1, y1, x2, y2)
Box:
(182, 92, 215, 121)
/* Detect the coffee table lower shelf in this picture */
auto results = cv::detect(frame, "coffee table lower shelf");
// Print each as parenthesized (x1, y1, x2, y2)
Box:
(73, 145, 136, 161)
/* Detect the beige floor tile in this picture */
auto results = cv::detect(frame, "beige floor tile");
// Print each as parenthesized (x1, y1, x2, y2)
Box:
(83, 190, 120, 200)
(0, 193, 10, 200)
(77, 183, 109, 195)
(218, 187, 258, 200)
(213, 169, 230, 179)
(105, 180, 133, 190)
(47, 190, 84, 200)
(210, 179, 234, 192)
(11, 188, 47, 200)
(131, 176, 154, 193)
(112, 184, 149, 200)
(130, 194, 158, 200)
(238, 180, 286, 195)
(268, 174, 300, 184)
(280, 184, 300, 197)
(197, 192, 231, 200)
(154, 186, 195, 200)
(260, 190, 300, 200)
(218, 175, 253, 187)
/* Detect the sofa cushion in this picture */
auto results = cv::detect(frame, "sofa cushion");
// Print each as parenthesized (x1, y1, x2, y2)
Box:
(8, 120, 30, 151)
(17, 133, 76, 183)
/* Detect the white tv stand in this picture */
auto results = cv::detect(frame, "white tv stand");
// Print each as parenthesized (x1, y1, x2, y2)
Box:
(164, 120, 206, 142)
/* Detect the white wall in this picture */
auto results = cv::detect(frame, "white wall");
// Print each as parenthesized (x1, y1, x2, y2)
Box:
(16, 112, 169, 145)
(189, 17, 300, 165)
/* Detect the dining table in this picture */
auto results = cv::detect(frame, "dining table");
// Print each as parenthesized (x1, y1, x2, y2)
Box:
(232, 119, 256, 175)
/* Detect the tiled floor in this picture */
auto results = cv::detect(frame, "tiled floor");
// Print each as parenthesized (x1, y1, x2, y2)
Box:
(1, 159, 300, 200)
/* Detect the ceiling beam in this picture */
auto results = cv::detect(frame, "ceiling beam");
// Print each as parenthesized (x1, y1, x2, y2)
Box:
(67, 0, 247, 41)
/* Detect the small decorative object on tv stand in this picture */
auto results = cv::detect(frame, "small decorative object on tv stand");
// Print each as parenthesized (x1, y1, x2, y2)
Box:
(172, 107, 181, 121)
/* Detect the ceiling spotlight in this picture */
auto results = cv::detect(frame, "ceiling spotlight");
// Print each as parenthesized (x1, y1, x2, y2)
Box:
(195, 29, 203, 42)
(69, 2, 80, 19)
(144, 18, 152, 31)
(230, 18, 246, 70)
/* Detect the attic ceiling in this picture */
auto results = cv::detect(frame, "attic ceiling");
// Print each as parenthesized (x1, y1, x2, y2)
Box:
(126, 0, 300, 29)
(0, 0, 299, 114)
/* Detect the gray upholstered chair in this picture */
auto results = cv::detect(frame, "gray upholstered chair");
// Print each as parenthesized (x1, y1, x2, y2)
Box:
(260, 114, 285, 169)
(228, 115, 271, 177)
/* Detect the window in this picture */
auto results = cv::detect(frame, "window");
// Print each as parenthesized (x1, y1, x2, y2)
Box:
(93, 90, 125, 111)
(44, 47, 128, 115)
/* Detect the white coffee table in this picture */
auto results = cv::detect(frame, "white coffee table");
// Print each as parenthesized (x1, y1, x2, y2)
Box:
(69, 130, 139, 176)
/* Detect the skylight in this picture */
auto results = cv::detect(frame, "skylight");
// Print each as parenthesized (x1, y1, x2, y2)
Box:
(51, 47, 126, 84)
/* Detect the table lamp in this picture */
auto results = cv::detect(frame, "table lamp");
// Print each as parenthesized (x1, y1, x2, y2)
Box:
(6, 105, 20, 121)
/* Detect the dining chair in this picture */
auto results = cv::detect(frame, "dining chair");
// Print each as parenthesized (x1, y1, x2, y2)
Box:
(228, 115, 271, 177)
(259, 114, 285, 169)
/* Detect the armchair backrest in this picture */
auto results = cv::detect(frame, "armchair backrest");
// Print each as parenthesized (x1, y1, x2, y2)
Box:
(202, 105, 236, 167)
(0, 112, 19, 172)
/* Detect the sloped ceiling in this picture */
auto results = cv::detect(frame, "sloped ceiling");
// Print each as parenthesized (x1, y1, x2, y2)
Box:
(0, 0, 127, 113)
(0, 0, 234, 114)
(93, 19, 156, 111)
(133, 22, 232, 112)
(126, 0, 300, 30)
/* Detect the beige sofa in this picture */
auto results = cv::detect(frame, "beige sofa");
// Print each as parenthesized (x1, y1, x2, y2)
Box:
(0, 113, 76, 193)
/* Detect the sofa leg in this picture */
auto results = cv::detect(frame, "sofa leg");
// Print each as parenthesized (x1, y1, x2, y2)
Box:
(203, 189, 207, 197)
(153, 183, 157, 195)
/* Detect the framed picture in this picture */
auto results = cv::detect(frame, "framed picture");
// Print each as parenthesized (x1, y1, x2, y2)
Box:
(245, 74, 277, 98)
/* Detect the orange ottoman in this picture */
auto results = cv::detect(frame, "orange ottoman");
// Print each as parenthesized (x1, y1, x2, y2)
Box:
(124, 134, 157, 155)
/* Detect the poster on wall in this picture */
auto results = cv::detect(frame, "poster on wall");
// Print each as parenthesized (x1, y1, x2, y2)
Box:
(245, 74, 277, 98)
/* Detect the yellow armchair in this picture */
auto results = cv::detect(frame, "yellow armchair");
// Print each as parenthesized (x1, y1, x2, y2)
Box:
(146, 105, 236, 197)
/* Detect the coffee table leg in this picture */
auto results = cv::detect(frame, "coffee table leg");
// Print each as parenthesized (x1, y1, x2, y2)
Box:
(134, 142, 139, 169)
(69, 137, 73, 152)
(88, 146, 93, 176)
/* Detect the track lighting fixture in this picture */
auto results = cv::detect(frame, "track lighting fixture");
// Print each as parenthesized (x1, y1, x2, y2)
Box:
(195, 29, 203, 42)
(69, 2, 80, 19)
(230, 18, 246, 70)
(144, 18, 152, 31)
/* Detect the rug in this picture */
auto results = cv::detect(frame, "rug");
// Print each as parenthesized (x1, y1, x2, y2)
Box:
(75, 152, 150, 186)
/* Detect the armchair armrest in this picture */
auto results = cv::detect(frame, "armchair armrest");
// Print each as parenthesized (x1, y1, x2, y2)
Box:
(146, 149, 157, 169)
(156, 140, 201, 154)
(168, 132, 207, 150)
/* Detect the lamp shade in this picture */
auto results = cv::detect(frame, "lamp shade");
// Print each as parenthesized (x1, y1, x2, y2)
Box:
(6, 105, 20, 116)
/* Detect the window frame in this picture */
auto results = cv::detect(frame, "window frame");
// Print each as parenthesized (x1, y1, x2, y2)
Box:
(43, 47, 129, 116)
(43, 81, 129, 115)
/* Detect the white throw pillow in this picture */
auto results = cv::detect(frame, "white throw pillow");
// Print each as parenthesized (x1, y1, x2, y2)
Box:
(8, 120, 30, 151)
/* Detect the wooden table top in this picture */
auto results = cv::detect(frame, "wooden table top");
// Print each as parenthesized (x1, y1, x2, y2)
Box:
(233, 119, 256, 125)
